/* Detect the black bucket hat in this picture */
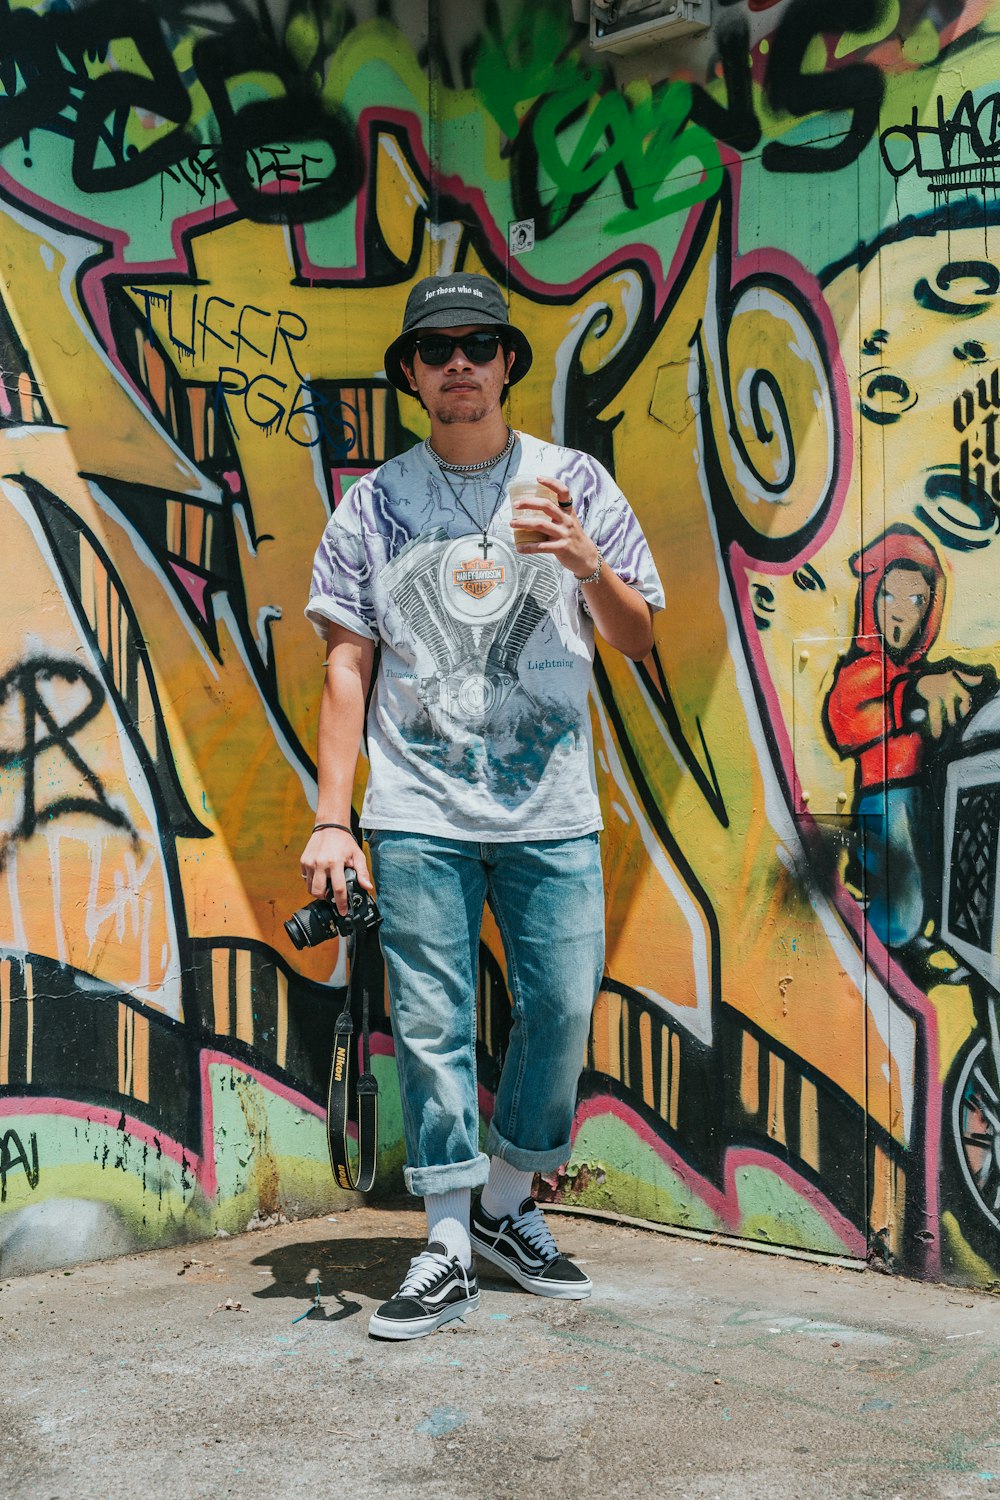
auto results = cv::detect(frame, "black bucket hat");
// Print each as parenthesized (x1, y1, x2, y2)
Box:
(383, 273, 533, 395)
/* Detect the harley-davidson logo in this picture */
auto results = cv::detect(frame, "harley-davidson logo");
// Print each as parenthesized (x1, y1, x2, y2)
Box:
(452, 559, 505, 600)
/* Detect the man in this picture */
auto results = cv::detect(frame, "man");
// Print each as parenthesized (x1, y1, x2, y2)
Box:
(824, 524, 989, 949)
(303, 272, 663, 1340)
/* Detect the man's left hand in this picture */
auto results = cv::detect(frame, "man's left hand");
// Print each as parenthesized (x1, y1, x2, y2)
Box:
(513, 477, 599, 580)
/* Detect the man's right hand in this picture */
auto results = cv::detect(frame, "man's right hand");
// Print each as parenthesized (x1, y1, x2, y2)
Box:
(913, 667, 984, 739)
(300, 826, 375, 915)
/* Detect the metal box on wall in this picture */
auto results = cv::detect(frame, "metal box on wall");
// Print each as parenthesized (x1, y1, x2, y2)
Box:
(590, 0, 712, 54)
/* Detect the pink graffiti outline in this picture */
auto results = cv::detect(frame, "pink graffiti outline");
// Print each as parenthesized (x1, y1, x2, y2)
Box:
(574, 1093, 867, 1257)
(0, 1094, 194, 1180)
(0, 1036, 389, 1209)
(0, 1054, 328, 1205)
(197, 1049, 325, 1199)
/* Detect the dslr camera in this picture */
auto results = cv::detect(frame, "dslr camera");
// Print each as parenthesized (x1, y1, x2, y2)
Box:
(284, 867, 381, 950)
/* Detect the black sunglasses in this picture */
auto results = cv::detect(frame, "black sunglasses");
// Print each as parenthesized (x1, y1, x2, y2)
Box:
(412, 331, 505, 366)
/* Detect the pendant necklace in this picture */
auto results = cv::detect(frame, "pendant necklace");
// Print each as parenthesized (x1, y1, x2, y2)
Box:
(431, 428, 516, 559)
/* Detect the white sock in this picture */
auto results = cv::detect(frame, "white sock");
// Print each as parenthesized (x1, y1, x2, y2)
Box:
(481, 1157, 535, 1220)
(424, 1189, 472, 1267)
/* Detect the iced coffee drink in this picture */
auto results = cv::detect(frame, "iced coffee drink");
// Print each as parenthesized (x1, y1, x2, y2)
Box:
(509, 477, 551, 549)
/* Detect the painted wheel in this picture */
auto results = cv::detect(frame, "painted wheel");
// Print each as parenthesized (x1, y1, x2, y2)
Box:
(949, 1032, 1000, 1243)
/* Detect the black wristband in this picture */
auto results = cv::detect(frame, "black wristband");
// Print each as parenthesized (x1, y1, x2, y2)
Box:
(312, 822, 358, 841)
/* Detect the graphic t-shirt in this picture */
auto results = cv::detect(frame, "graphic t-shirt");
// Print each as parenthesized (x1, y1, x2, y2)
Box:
(306, 434, 664, 841)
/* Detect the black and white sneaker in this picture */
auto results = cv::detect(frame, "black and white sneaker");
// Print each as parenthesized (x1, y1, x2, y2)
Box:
(368, 1242, 479, 1341)
(471, 1197, 592, 1299)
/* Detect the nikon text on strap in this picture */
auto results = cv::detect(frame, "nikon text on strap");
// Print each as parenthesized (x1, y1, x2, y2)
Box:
(326, 902, 381, 1193)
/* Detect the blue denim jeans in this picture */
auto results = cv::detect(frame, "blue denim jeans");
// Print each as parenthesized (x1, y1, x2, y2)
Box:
(857, 785, 926, 948)
(367, 831, 605, 1197)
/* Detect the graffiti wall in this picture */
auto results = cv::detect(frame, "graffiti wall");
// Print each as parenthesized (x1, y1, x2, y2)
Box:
(2, 0, 1000, 1283)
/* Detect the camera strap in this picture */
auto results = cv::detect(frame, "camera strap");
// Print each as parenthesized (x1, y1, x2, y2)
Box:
(325, 914, 379, 1194)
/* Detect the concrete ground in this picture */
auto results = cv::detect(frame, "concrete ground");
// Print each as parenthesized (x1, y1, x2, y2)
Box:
(4, 1205, 1000, 1500)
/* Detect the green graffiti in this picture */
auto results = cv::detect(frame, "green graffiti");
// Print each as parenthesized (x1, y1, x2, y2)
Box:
(473, 8, 721, 236)
(473, 5, 583, 139)
(536, 77, 723, 234)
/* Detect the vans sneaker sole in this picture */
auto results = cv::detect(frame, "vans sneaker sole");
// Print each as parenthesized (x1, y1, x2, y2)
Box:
(368, 1290, 480, 1340)
(470, 1233, 591, 1300)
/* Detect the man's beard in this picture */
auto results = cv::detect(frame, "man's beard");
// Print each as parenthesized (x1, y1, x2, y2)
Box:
(433, 402, 491, 425)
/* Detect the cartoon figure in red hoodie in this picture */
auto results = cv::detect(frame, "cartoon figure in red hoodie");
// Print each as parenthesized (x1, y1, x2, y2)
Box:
(824, 525, 992, 950)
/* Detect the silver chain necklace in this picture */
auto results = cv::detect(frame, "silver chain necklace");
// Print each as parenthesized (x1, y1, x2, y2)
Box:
(426, 426, 515, 474)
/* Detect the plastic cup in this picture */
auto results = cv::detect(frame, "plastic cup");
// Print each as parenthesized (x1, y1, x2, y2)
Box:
(508, 477, 550, 547)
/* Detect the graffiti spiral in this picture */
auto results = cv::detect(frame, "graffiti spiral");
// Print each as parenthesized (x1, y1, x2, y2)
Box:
(2, 0, 1000, 1284)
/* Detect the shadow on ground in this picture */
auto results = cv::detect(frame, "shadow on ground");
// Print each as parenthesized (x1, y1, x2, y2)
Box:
(249, 1231, 538, 1323)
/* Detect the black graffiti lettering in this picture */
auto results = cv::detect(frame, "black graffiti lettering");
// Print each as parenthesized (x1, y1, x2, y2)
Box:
(214, 366, 290, 440)
(286, 389, 358, 455)
(0, 2, 363, 224)
(958, 370, 1000, 515)
(0, 1129, 40, 1202)
(919, 365, 1000, 550)
(751, 582, 776, 631)
(793, 564, 826, 592)
(285, 380, 332, 449)
(214, 365, 357, 456)
(166, 293, 197, 360)
(131, 286, 199, 362)
(192, 27, 363, 225)
(0, 659, 133, 851)
(881, 91, 1000, 187)
(129, 287, 169, 342)
(244, 373, 289, 435)
(162, 146, 224, 200)
(131, 289, 306, 371)
(915, 260, 1000, 319)
(955, 389, 976, 434)
(247, 144, 303, 188)
(198, 296, 236, 363)
(184, 295, 355, 446)
(234, 304, 272, 364)
(271, 311, 308, 380)
(762, 0, 885, 174)
(213, 366, 249, 431)
(979, 369, 1000, 417)
(689, 18, 761, 157)
(0, 2, 193, 188)
(0, 8, 69, 148)
(162, 143, 332, 204)
(65, 2, 192, 193)
(247, 143, 331, 189)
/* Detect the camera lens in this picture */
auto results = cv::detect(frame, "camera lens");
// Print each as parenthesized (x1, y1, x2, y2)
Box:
(284, 913, 311, 950)
(284, 897, 340, 949)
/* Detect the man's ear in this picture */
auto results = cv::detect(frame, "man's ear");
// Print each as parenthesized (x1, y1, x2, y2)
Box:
(503, 348, 516, 386)
(400, 357, 418, 393)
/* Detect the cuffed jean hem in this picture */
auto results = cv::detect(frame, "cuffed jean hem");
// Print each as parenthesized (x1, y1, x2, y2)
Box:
(485, 1122, 573, 1173)
(403, 1152, 490, 1197)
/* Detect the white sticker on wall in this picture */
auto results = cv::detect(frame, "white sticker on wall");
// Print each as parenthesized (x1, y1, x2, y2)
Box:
(508, 218, 535, 256)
